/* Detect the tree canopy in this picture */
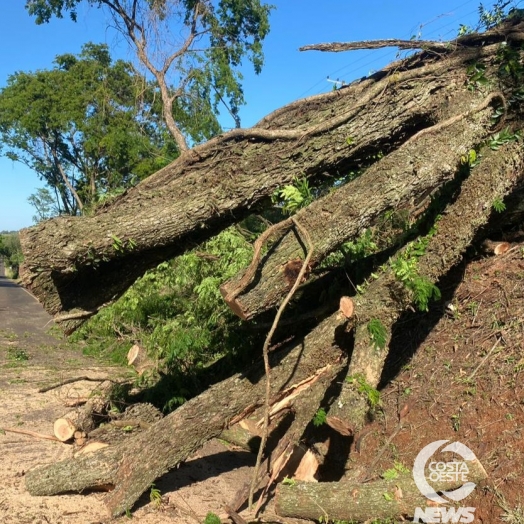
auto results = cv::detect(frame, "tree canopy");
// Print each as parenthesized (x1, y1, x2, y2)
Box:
(26, 0, 273, 151)
(0, 43, 177, 216)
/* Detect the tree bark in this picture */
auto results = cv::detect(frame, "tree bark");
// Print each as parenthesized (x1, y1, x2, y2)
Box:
(298, 20, 524, 53)
(275, 459, 487, 521)
(25, 312, 350, 516)
(327, 141, 524, 431)
(19, 25, 515, 327)
(221, 90, 503, 320)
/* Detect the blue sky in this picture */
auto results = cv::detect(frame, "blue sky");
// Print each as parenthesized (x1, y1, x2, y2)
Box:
(0, 1, 503, 231)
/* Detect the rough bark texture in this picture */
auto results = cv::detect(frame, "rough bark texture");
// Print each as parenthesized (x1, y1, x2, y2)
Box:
(324, 142, 524, 432)
(25, 313, 350, 516)
(221, 90, 502, 319)
(19, 18, 524, 327)
(19, 17, 524, 523)
(275, 459, 487, 521)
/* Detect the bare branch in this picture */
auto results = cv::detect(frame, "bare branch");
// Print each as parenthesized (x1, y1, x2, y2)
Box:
(161, 3, 201, 75)
(299, 38, 454, 53)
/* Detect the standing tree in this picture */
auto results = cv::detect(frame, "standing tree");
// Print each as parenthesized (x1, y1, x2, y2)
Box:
(0, 43, 177, 215)
(26, 0, 273, 151)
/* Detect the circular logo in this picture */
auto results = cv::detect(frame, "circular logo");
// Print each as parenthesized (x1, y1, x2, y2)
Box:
(413, 440, 477, 503)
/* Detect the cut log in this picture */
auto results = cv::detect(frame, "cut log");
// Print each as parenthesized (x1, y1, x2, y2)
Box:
(221, 90, 503, 320)
(53, 409, 96, 442)
(25, 313, 351, 516)
(53, 380, 115, 441)
(339, 296, 354, 319)
(127, 344, 156, 375)
(53, 417, 76, 442)
(73, 430, 87, 447)
(18, 19, 524, 329)
(275, 458, 488, 521)
(481, 239, 511, 255)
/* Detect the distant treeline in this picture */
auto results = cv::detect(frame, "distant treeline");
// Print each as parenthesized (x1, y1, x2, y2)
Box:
(0, 232, 22, 278)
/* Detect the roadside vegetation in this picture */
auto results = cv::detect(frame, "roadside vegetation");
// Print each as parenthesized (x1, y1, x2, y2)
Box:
(0, 232, 22, 278)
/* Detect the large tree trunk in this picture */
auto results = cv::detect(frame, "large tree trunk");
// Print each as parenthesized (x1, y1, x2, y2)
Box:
(19, 16, 524, 524)
(220, 90, 502, 320)
(326, 142, 524, 432)
(19, 19, 524, 327)
(25, 312, 351, 516)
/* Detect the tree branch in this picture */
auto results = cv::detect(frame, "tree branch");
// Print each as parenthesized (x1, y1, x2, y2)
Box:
(299, 38, 454, 54)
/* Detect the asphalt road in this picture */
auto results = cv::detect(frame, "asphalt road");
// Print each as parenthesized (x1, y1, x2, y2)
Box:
(0, 260, 54, 336)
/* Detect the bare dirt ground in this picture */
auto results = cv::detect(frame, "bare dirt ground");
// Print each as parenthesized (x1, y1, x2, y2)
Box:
(0, 283, 255, 524)
(1, 244, 523, 524)
(342, 244, 524, 523)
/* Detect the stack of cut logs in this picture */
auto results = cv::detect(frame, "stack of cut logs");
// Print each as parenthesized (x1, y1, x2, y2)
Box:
(52, 344, 161, 455)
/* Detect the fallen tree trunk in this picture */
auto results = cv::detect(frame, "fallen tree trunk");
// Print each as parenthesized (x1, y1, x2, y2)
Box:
(230, 355, 348, 513)
(19, 20, 524, 326)
(327, 141, 524, 430)
(221, 90, 503, 320)
(275, 458, 488, 521)
(25, 313, 350, 516)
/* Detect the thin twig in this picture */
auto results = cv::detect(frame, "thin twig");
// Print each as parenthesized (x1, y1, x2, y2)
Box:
(468, 337, 501, 381)
(38, 376, 108, 393)
(248, 218, 314, 510)
(1, 427, 60, 442)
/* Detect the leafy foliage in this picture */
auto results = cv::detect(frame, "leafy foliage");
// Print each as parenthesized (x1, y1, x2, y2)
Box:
(492, 197, 507, 212)
(203, 512, 221, 524)
(0, 232, 23, 278)
(0, 43, 177, 217)
(367, 318, 388, 351)
(72, 226, 256, 409)
(489, 128, 522, 150)
(347, 373, 381, 409)
(478, 0, 516, 29)
(272, 177, 314, 215)
(312, 408, 327, 427)
(390, 234, 441, 312)
(382, 461, 409, 480)
(26, 0, 273, 149)
(149, 484, 162, 506)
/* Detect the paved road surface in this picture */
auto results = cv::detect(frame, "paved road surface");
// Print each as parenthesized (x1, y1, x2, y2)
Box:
(0, 259, 54, 337)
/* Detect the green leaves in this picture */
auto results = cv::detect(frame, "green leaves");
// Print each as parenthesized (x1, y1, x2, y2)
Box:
(272, 177, 313, 215)
(347, 373, 381, 408)
(73, 226, 256, 409)
(0, 43, 177, 218)
(0, 232, 23, 278)
(466, 63, 489, 91)
(367, 319, 387, 351)
(26, 1, 273, 148)
(312, 408, 327, 427)
(489, 128, 522, 151)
